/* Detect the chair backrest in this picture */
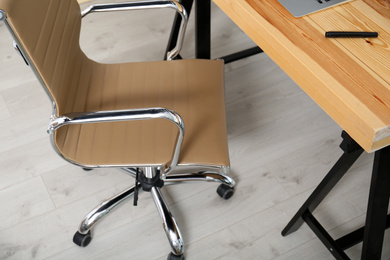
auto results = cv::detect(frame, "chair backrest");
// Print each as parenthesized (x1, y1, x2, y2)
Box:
(0, 0, 87, 116)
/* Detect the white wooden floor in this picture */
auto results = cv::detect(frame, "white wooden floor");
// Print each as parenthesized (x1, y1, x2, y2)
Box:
(0, 1, 389, 259)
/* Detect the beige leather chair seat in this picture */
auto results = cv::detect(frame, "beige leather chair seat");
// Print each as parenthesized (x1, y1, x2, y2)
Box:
(54, 59, 230, 167)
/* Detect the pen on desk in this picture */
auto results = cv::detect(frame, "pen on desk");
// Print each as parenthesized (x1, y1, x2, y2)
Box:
(325, 31, 378, 38)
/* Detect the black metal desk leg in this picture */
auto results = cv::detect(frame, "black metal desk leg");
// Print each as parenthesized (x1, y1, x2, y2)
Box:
(195, 0, 211, 59)
(303, 210, 351, 259)
(282, 132, 364, 236)
(361, 145, 390, 260)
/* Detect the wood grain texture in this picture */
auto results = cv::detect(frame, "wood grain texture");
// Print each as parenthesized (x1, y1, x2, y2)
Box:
(213, 0, 390, 153)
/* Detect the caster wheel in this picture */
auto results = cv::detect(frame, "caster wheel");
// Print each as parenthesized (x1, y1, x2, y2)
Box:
(73, 231, 92, 247)
(167, 252, 184, 260)
(217, 184, 234, 200)
(82, 168, 93, 171)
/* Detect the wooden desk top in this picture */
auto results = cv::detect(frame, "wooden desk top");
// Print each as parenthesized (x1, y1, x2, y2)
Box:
(214, 0, 390, 153)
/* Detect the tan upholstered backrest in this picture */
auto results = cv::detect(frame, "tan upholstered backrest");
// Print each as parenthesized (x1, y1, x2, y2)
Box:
(0, 0, 86, 115)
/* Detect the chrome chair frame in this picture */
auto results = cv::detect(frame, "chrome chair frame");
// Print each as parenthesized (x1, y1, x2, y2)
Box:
(48, 107, 185, 175)
(0, 1, 235, 258)
(81, 0, 188, 61)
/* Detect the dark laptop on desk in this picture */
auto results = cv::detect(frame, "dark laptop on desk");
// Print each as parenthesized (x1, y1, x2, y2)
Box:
(278, 0, 353, 17)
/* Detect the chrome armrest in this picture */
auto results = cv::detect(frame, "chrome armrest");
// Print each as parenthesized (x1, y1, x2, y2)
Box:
(81, 0, 188, 60)
(48, 107, 185, 174)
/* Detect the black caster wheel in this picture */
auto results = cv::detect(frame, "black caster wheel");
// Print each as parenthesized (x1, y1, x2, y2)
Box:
(167, 252, 184, 260)
(73, 230, 92, 247)
(82, 168, 93, 171)
(217, 184, 234, 200)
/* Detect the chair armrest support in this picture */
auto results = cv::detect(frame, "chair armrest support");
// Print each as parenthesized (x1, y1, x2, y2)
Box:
(48, 107, 185, 174)
(81, 0, 188, 60)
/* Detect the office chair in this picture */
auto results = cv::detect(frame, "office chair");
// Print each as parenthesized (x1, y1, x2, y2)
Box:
(0, 0, 235, 258)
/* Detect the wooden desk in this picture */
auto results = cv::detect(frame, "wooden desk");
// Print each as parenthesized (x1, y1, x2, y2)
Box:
(213, 0, 390, 153)
(208, 1, 390, 259)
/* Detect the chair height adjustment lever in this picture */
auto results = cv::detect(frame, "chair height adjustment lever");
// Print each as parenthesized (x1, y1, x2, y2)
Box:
(133, 168, 164, 206)
(133, 168, 140, 206)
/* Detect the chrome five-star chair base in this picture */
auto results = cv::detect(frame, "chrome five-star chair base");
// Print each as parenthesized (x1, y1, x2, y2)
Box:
(73, 167, 235, 260)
